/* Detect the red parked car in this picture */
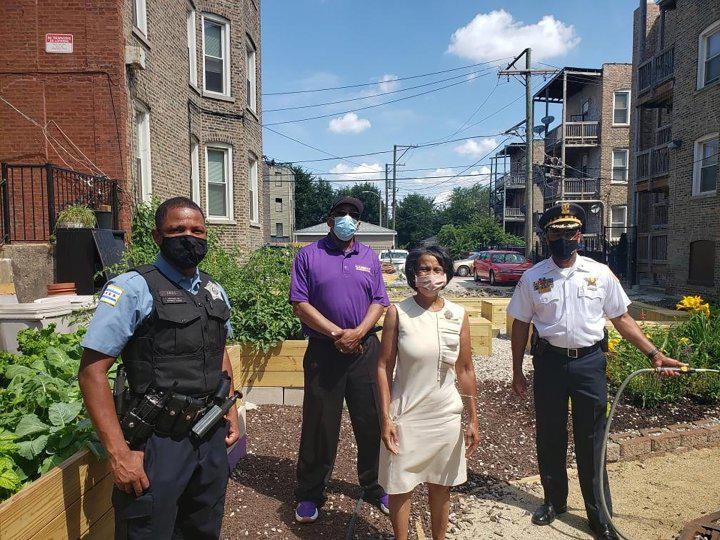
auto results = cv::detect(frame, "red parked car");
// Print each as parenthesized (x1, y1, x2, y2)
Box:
(473, 250, 532, 285)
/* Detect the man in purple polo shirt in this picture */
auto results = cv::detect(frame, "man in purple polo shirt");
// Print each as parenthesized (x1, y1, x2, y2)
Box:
(290, 196, 390, 524)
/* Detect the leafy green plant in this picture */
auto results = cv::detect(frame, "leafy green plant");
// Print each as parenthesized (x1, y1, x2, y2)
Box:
(55, 204, 97, 228)
(0, 325, 105, 502)
(607, 302, 720, 407)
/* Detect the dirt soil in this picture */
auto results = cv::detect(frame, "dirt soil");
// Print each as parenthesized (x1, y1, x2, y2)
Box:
(450, 446, 720, 540)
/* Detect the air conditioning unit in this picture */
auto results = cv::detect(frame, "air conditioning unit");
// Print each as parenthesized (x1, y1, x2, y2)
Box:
(125, 46, 146, 70)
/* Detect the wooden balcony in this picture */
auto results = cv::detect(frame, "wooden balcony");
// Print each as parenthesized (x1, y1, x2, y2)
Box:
(544, 178, 600, 201)
(504, 207, 525, 221)
(638, 46, 674, 106)
(636, 145, 670, 181)
(545, 122, 600, 151)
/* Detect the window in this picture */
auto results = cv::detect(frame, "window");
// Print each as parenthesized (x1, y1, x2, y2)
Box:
(275, 197, 283, 212)
(613, 91, 630, 125)
(246, 41, 257, 111)
(133, 104, 152, 202)
(275, 172, 283, 187)
(133, 0, 147, 35)
(689, 240, 716, 286)
(202, 14, 230, 96)
(611, 149, 629, 183)
(581, 154, 589, 177)
(610, 206, 627, 240)
(186, 7, 197, 87)
(698, 20, 720, 89)
(276, 223, 284, 237)
(249, 155, 259, 223)
(205, 144, 233, 219)
(190, 138, 200, 204)
(581, 99, 590, 120)
(693, 134, 719, 196)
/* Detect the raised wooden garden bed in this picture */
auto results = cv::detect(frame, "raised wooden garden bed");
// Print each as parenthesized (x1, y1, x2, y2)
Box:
(0, 449, 113, 539)
(481, 298, 511, 335)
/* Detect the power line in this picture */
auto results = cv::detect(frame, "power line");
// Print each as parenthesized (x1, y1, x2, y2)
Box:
(263, 67, 497, 113)
(262, 169, 496, 184)
(262, 75, 485, 126)
(262, 58, 510, 96)
(307, 162, 498, 175)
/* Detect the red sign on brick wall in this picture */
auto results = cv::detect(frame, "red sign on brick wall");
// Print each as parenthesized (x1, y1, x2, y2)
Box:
(45, 34, 73, 54)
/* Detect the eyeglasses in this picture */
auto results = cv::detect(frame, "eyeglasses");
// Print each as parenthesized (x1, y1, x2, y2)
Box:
(333, 210, 361, 220)
(416, 267, 445, 277)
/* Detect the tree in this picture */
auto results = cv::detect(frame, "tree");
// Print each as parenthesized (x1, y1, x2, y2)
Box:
(292, 166, 335, 229)
(333, 182, 384, 225)
(437, 216, 524, 258)
(439, 184, 491, 227)
(395, 194, 437, 247)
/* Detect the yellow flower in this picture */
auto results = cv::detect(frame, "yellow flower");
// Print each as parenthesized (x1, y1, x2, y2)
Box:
(679, 337, 691, 347)
(676, 295, 705, 311)
(608, 338, 620, 353)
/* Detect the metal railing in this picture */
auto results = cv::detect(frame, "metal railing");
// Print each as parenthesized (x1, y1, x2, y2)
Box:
(638, 45, 675, 93)
(0, 163, 119, 243)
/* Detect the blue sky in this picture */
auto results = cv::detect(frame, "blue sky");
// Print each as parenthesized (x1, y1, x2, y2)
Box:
(261, 1, 637, 203)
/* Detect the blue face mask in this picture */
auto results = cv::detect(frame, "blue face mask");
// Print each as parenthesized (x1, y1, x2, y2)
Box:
(333, 215, 358, 241)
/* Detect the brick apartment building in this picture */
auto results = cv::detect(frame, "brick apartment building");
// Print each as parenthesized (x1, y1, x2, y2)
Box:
(262, 161, 295, 244)
(533, 64, 633, 255)
(630, 0, 719, 299)
(0, 0, 263, 253)
(491, 140, 544, 242)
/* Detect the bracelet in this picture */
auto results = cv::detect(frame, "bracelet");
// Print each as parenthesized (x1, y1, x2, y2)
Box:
(646, 347, 660, 360)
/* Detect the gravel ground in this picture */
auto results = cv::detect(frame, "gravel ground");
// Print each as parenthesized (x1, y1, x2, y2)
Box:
(387, 276, 515, 299)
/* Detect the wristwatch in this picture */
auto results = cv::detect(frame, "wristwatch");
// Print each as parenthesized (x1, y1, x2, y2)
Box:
(646, 347, 660, 360)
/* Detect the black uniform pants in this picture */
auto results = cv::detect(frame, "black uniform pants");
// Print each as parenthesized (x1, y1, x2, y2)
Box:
(112, 423, 229, 539)
(295, 335, 383, 506)
(532, 347, 613, 528)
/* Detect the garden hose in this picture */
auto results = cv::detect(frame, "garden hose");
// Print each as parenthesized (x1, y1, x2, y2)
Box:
(344, 495, 364, 540)
(599, 366, 720, 540)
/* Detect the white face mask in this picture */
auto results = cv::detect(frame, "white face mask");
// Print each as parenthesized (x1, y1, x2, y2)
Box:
(415, 273, 447, 294)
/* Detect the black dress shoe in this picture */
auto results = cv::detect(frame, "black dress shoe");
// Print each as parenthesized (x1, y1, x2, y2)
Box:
(531, 503, 567, 526)
(590, 523, 619, 540)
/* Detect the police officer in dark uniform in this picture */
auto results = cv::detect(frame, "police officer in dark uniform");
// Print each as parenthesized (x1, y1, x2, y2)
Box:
(79, 197, 240, 539)
(507, 202, 683, 539)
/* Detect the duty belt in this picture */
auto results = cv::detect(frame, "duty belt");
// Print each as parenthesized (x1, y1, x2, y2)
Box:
(539, 339, 601, 359)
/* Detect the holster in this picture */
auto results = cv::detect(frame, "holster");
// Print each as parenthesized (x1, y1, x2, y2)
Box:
(600, 327, 609, 352)
(530, 325, 547, 356)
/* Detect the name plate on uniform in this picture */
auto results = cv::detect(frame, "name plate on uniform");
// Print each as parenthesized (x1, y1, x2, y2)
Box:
(159, 290, 187, 304)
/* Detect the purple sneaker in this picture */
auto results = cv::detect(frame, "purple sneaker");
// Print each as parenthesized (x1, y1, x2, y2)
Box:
(379, 493, 389, 515)
(295, 501, 319, 523)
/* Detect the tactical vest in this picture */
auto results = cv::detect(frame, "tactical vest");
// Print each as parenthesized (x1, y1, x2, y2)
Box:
(121, 265, 231, 396)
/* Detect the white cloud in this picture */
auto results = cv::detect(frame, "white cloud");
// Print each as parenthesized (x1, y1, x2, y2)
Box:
(434, 191, 453, 207)
(378, 74, 400, 92)
(453, 138, 498, 158)
(328, 162, 383, 182)
(447, 10, 580, 63)
(415, 166, 492, 189)
(328, 112, 371, 134)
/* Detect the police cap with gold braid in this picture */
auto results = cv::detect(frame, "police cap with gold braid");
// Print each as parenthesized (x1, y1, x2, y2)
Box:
(538, 201, 586, 231)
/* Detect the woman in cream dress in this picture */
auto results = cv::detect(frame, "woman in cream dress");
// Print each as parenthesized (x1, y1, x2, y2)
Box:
(377, 246, 479, 540)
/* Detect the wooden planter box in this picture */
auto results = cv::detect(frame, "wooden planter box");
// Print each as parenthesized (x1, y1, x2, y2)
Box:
(228, 341, 307, 389)
(481, 298, 511, 334)
(0, 450, 113, 539)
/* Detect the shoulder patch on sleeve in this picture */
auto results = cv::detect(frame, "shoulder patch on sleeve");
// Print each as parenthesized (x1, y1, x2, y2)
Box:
(100, 284, 123, 307)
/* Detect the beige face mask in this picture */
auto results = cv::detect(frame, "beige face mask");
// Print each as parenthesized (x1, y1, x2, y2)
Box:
(416, 274, 447, 293)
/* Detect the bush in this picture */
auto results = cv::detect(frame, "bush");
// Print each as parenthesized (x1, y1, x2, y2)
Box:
(607, 299, 720, 407)
(0, 326, 105, 501)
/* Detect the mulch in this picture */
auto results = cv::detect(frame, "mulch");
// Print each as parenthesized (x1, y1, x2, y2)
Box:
(221, 376, 720, 539)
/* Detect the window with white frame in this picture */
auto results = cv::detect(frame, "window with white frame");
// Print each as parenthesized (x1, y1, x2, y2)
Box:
(275, 197, 283, 212)
(610, 205, 627, 240)
(613, 91, 630, 125)
(246, 40, 257, 111)
(133, 104, 152, 202)
(202, 14, 230, 96)
(612, 149, 629, 183)
(205, 144, 233, 219)
(133, 0, 147, 35)
(698, 20, 720, 89)
(693, 134, 719, 196)
(249, 155, 259, 223)
(190, 137, 200, 204)
(186, 7, 197, 87)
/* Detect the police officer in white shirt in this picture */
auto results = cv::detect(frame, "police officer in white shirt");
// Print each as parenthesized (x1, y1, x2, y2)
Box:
(507, 202, 684, 540)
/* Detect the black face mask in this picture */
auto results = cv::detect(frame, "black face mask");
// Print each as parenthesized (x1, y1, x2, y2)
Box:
(548, 237, 579, 261)
(160, 235, 208, 269)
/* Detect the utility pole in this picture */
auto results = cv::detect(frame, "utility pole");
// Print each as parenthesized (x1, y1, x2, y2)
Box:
(391, 144, 417, 232)
(384, 164, 389, 229)
(498, 49, 556, 261)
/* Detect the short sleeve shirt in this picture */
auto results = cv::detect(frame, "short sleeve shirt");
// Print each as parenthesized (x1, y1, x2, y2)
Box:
(289, 236, 390, 338)
(82, 255, 232, 357)
(507, 255, 631, 348)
